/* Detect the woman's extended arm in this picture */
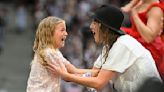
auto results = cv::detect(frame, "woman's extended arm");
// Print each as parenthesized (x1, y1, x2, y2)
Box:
(63, 69, 116, 91)
(56, 63, 116, 91)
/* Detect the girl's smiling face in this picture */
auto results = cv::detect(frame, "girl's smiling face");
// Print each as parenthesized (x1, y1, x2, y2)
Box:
(53, 21, 68, 49)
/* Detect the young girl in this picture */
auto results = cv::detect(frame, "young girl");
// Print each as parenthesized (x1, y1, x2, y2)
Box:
(121, 0, 164, 80)
(48, 5, 161, 92)
(26, 16, 98, 92)
(26, 16, 70, 92)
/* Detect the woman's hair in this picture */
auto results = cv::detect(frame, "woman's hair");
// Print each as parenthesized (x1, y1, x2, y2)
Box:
(33, 16, 64, 65)
(94, 19, 121, 64)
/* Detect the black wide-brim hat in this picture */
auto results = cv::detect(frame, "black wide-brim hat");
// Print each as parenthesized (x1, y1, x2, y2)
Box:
(89, 4, 125, 35)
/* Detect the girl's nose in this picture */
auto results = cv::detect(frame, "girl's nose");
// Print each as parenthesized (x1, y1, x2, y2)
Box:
(65, 31, 68, 36)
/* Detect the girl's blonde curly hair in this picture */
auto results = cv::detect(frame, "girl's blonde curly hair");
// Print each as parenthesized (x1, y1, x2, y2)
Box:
(33, 16, 64, 65)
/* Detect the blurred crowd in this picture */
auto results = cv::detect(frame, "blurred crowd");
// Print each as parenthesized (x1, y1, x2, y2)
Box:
(0, 0, 131, 92)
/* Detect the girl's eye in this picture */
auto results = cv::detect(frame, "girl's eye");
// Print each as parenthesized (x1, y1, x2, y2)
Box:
(60, 29, 64, 31)
(61, 29, 65, 32)
(61, 28, 66, 32)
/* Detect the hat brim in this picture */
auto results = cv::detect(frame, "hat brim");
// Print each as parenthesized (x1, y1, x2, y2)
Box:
(113, 29, 125, 35)
(88, 12, 125, 35)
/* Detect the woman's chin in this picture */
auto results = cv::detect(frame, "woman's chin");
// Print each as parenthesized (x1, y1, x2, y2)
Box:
(95, 39, 100, 43)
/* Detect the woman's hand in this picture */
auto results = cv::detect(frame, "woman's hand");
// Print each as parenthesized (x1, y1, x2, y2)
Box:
(46, 58, 68, 77)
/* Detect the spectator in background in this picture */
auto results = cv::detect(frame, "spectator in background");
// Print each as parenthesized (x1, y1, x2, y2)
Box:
(15, 4, 27, 34)
(0, 7, 6, 54)
(121, 0, 164, 80)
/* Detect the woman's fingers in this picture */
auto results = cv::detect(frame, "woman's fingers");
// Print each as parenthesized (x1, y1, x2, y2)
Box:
(55, 59, 68, 72)
(46, 65, 56, 72)
(46, 52, 68, 74)
(46, 63, 55, 70)
(46, 62, 60, 72)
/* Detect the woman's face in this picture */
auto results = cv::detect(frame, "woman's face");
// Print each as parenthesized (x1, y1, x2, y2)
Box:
(53, 21, 68, 49)
(90, 21, 101, 43)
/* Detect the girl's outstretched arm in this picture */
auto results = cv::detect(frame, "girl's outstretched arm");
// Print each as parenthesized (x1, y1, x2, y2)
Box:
(63, 62, 99, 77)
